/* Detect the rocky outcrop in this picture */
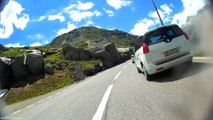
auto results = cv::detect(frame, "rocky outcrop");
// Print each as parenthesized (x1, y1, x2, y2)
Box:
(26, 50, 44, 75)
(117, 48, 132, 62)
(45, 48, 61, 55)
(11, 55, 30, 79)
(45, 64, 54, 74)
(86, 40, 122, 68)
(0, 57, 12, 89)
(62, 41, 90, 60)
(62, 40, 123, 69)
(11, 50, 44, 79)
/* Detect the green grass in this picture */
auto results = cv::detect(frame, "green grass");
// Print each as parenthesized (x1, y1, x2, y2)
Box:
(5, 72, 74, 105)
(194, 51, 208, 57)
(5, 52, 102, 105)
(0, 48, 25, 58)
(1, 46, 102, 105)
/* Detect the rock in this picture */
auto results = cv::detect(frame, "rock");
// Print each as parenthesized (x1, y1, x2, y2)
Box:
(62, 41, 90, 60)
(73, 63, 85, 81)
(102, 60, 114, 69)
(120, 53, 129, 62)
(11, 55, 30, 79)
(90, 50, 111, 60)
(11, 50, 44, 79)
(94, 64, 103, 73)
(0, 44, 6, 51)
(0, 57, 12, 89)
(26, 50, 44, 75)
(87, 40, 122, 66)
(45, 48, 61, 55)
(117, 48, 132, 61)
(45, 64, 54, 74)
(104, 43, 121, 64)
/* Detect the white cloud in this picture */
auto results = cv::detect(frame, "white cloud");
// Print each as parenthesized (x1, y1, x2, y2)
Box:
(48, 14, 65, 22)
(103, 8, 115, 17)
(44, 40, 50, 44)
(68, 10, 101, 22)
(0, 0, 30, 39)
(172, 0, 206, 26)
(77, 1, 94, 10)
(5, 43, 26, 47)
(85, 21, 94, 26)
(64, 4, 77, 11)
(94, 10, 102, 17)
(32, 16, 47, 22)
(130, 18, 155, 36)
(57, 23, 77, 36)
(148, 4, 173, 24)
(30, 42, 42, 47)
(62, 1, 101, 23)
(95, 26, 102, 29)
(27, 33, 45, 40)
(106, 0, 132, 10)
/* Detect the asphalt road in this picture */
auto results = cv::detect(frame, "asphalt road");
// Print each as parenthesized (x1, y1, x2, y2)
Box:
(1, 59, 213, 120)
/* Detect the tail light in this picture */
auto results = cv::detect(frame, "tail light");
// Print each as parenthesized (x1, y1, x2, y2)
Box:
(183, 32, 190, 40)
(142, 43, 149, 54)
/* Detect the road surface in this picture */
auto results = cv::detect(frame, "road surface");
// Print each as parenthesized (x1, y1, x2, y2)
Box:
(1, 59, 213, 120)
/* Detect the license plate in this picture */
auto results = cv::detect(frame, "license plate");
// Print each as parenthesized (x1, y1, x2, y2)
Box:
(164, 47, 180, 57)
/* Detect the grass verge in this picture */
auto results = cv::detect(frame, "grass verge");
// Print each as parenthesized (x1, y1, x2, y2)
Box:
(5, 71, 74, 105)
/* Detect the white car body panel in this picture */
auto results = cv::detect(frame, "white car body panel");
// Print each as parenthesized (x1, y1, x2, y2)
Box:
(134, 25, 193, 75)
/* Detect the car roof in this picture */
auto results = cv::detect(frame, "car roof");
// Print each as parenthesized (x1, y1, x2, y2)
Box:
(143, 24, 181, 42)
(144, 24, 179, 35)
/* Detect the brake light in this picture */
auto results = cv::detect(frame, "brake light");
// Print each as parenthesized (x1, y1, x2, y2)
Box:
(142, 43, 149, 54)
(183, 32, 190, 40)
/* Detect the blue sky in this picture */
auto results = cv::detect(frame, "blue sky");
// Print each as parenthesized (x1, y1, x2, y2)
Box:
(0, 0, 207, 47)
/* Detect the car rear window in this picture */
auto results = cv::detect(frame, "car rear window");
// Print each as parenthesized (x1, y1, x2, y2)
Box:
(145, 25, 183, 45)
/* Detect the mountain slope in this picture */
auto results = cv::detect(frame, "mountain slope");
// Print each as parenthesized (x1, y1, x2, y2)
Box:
(49, 27, 137, 48)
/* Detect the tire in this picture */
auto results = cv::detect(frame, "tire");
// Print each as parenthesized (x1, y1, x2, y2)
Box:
(142, 64, 152, 81)
(137, 67, 142, 73)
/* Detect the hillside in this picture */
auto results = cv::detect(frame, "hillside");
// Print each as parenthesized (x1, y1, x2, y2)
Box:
(49, 27, 137, 48)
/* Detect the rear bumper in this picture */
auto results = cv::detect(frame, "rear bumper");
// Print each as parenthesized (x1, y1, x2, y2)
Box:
(145, 53, 193, 75)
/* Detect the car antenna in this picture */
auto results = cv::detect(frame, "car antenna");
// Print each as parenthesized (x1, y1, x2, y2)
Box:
(152, 0, 164, 26)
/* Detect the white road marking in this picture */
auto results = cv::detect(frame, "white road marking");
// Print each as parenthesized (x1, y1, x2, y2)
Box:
(113, 71, 122, 81)
(47, 96, 53, 99)
(92, 85, 114, 120)
(123, 65, 128, 70)
(193, 57, 213, 60)
(26, 104, 34, 108)
(12, 110, 22, 115)
(38, 99, 45, 103)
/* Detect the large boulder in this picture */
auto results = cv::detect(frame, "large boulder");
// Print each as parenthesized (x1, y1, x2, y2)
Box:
(104, 43, 121, 64)
(45, 64, 54, 74)
(89, 50, 111, 60)
(86, 40, 122, 67)
(26, 50, 44, 75)
(0, 57, 11, 89)
(11, 50, 44, 79)
(45, 48, 61, 55)
(62, 41, 90, 60)
(117, 48, 132, 61)
(11, 55, 30, 79)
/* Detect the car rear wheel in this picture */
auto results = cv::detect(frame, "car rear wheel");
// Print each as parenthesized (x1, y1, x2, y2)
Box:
(137, 67, 142, 73)
(142, 64, 152, 81)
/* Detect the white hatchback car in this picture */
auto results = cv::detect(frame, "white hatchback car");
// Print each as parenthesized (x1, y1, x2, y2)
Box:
(134, 24, 193, 80)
